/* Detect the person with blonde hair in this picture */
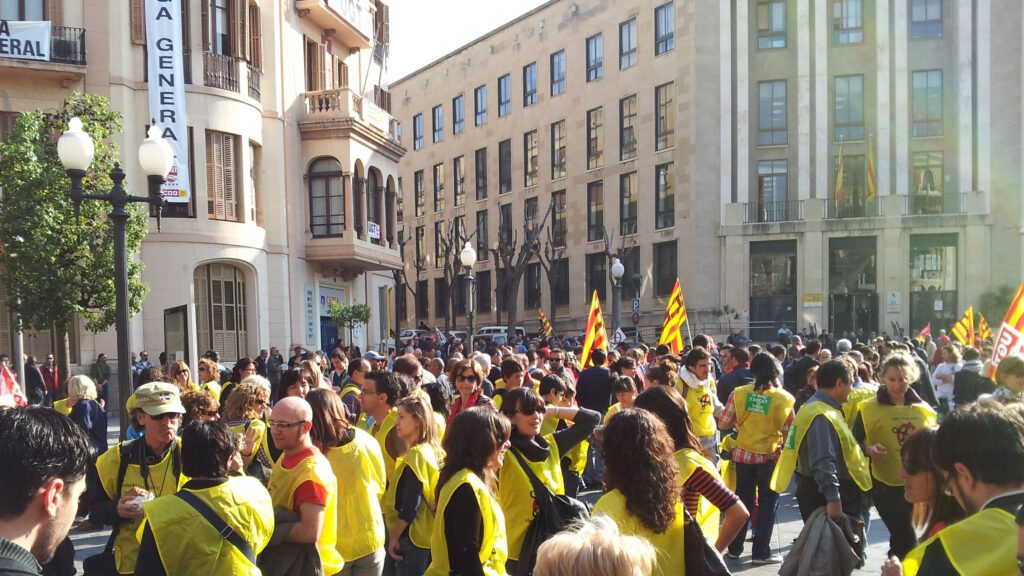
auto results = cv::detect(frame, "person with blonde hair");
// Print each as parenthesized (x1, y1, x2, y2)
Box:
(222, 377, 272, 481)
(988, 353, 1024, 404)
(180, 389, 220, 429)
(66, 374, 107, 453)
(197, 357, 222, 397)
(301, 358, 329, 390)
(533, 515, 656, 576)
(167, 360, 197, 394)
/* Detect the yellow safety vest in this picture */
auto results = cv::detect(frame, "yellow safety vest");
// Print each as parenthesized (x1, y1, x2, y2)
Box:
(432, 410, 447, 441)
(142, 476, 273, 575)
(540, 408, 588, 475)
(856, 399, 936, 486)
(770, 399, 872, 493)
(594, 489, 686, 576)
(229, 419, 267, 471)
(339, 383, 361, 401)
(201, 380, 222, 398)
(266, 448, 345, 576)
(843, 386, 877, 427)
(903, 505, 1018, 576)
(95, 439, 188, 574)
(678, 378, 719, 437)
(358, 408, 399, 480)
(676, 448, 722, 542)
(324, 428, 388, 562)
(498, 436, 564, 561)
(383, 443, 441, 549)
(603, 402, 624, 425)
(732, 385, 796, 455)
(53, 398, 71, 416)
(425, 469, 507, 576)
(719, 436, 737, 491)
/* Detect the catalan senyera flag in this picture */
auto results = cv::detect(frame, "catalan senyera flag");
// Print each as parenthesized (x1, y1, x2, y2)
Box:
(978, 313, 993, 341)
(579, 291, 608, 368)
(658, 279, 687, 354)
(951, 307, 975, 345)
(989, 281, 1024, 378)
(916, 323, 931, 342)
(835, 139, 846, 203)
(538, 308, 554, 337)
(867, 136, 877, 202)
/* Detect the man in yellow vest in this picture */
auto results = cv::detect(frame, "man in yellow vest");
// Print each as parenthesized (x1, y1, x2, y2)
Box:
(357, 371, 406, 481)
(264, 397, 344, 575)
(895, 403, 1024, 576)
(134, 420, 274, 575)
(770, 359, 872, 524)
(677, 346, 724, 465)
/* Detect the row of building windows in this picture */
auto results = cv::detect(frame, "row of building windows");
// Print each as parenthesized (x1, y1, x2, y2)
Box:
(756, 0, 942, 51)
(408, 2, 675, 150)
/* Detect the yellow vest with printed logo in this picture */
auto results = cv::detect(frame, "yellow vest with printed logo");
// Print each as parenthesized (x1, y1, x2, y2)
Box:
(770, 399, 872, 493)
(325, 428, 388, 561)
(425, 469, 507, 576)
(498, 436, 564, 561)
(677, 377, 718, 437)
(594, 489, 686, 576)
(675, 448, 722, 542)
(142, 476, 273, 575)
(382, 442, 441, 549)
(856, 398, 936, 486)
(732, 385, 796, 455)
(902, 505, 1019, 576)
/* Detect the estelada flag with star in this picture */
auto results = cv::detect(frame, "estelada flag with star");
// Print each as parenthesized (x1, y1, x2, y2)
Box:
(916, 323, 931, 342)
(538, 308, 554, 337)
(951, 307, 974, 345)
(659, 279, 687, 354)
(989, 281, 1024, 378)
(977, 313, 993, 341)
(579, 291, 608, 368)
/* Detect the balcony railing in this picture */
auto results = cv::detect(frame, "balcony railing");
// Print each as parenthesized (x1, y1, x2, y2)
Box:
(824, 197, 882, 219)
(743, 200, 804, 223)
(203, 52, 239, 92)
(903, 192, 966, 216)
(301, 87, 400, 142)
(247, 64, 261, 101)
(50, 26, 86, 66)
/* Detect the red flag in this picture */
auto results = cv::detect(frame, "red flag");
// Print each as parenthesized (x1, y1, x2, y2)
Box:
(990, 281, 1024, 377)
(916, 323, 931, 342)
(0, 365, 26, 407)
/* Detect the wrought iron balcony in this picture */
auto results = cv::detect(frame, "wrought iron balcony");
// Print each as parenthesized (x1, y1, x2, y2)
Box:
(50, 26, 86, 66)
(903, 192, 966, 216)
(824, 196, 882, 219)
(743, 200, 805, 223)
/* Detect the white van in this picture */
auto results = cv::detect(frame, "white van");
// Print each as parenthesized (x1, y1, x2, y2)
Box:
(474, 325, 527, 343)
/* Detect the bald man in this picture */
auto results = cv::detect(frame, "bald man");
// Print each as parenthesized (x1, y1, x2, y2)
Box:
(264, 397, 344, 575)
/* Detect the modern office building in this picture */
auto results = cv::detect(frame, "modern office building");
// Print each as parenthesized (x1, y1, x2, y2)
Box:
(0, 0, 403, 369)
(394, 0, 1024, 342)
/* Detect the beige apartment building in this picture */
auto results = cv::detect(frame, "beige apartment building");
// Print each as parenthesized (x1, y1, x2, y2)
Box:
(395, 0, 1024, 342)
(0, 0, 403, 368)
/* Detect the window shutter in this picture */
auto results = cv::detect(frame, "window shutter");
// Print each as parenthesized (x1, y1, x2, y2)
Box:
(131, 0, 145, 45)
(47, 0, 63, 27)
(316, 43, 327, 91)
(248, 4, 262, 71)
(201, 0, 211, 51)
(223, 135, 237, 221)
(206, 131, 217, 218)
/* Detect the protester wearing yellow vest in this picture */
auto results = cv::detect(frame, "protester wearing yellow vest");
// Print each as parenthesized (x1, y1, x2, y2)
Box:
(539, 374, 587, 499)
(852, 352, 936, 560)
(719, 352, 796, 564)
(676, 347, 724, 465)
(86, 383, 188, 575)
(135, 420, 274, 576)
(357, 371, 407, 482)
(305, 389, 388, 576)
(426, 407, 511, 576)
(498, 388, 598, 573)
(771, 359, 872, 526)
(264, 397, 344, 576)
(198, 358, 223, 398)
(493, 357, 541, 411)
(603, 376, 637, 425)
(594, 409, 686, 576)
(384, 396, 442, 576)
(886, 403, 1024, 576)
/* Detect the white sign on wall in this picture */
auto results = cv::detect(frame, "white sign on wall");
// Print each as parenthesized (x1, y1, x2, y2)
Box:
(0, 20, 50, 61)
(887, 291, 902, 313)
(145, 0, 191, 203)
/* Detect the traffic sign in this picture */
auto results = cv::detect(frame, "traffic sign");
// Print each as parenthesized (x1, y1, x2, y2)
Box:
(632, 299, 641, 313)
(632, 312, 640, 325)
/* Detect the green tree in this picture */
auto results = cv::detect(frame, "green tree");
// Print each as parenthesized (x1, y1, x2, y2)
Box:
(327, 301, 373, 348)
(978, 284, 1017, 330)
(0, 93, 149, 389)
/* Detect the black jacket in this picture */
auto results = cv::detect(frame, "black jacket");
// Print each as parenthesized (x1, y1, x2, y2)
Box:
(576, 366, 613, 413)
(0, 537, 41, 575)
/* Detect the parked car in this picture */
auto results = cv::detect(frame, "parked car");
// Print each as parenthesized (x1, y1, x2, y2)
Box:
(398, 329, 429, 346)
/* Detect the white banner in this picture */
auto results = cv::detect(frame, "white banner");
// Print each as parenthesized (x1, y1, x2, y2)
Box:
(0, 20, 50, 62)
(145, 0, 191, 203)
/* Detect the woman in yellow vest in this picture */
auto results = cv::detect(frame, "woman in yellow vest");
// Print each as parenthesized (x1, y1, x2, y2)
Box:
(167, 360, 198, 394)
(384, 395, 442, 576)
(221, 379, 271, 481)
(852, 352, 936, 559)
(425, 407, 511, 576)
(717, 351, 795, 564)
(498, 387, 599, 574)
(307, 388, 389, 575)
(593, 408, 686, 576)
(198, 358, 222, 398)
(633, 385, 748, 552)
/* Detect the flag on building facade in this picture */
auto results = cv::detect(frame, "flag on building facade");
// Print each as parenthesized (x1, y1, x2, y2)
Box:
(989, 281, 1024, 378)
(538, 308, 554, 337)
(978, 313, 994, 341)
(916, 323, 931, 342)
(951, 307, 975, 345)
(867, 136, 877, 202)
(835, 139, 846, 203)
(580, 291, 608, 368)
(659, 279, 687, 354)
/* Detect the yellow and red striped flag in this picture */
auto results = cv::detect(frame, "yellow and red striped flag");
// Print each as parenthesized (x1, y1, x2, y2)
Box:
(951, 307, 974, 345)
(658, 279, 687, 354)
(978, 313, 993, 341)
(835, 139, 846, 203)
(538, 308, 554, 337)
(579, 291, 608, 368)
(990, 282, 1024, 377)
(916, 323, 931, 342)
(867, 136, 876, 202)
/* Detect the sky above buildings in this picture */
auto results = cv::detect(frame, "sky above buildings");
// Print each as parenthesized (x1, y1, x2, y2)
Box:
(385, 0, 549, 83)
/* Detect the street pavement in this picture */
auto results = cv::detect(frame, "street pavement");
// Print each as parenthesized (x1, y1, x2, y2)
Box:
(70, 420, 891, 575)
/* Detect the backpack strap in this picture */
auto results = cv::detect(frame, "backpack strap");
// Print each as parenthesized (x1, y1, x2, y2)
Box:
(174, 490, 257, 565)
(509, 446, 552, 500)
(99, 441, 134, 554)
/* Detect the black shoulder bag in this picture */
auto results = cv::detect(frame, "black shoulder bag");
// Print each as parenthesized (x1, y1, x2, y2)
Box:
(82, 443, 132, 576)
(510, 448, 590, 576)
(174, 490, 257, 565)
(682, 506, 732, 576)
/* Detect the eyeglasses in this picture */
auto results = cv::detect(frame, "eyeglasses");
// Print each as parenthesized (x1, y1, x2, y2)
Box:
(517, 405, 547, 416)
(199, 410, 219, 418)
(268, 420, 308, 430)
(455, 374, 479, 383)
(549, 358, 562, 363)
(150, 412, 181, 421)
(254, 399, 267, 406)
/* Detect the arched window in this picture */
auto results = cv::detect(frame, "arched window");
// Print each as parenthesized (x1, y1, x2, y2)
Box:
(309, 158, 345, 237)
(194, 263, 248, 362)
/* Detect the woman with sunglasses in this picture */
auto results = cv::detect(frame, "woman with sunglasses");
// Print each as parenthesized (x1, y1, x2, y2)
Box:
(197, 358, 222, 397)
(497, 387, 599, 574)
(219, 356, 259, 411)
(222, 377, 272, 481)
(447, 358, 495, 425)
(167, 360, 198, 394)
(180, 389, 220, 428)
(425, 407, 511, 576)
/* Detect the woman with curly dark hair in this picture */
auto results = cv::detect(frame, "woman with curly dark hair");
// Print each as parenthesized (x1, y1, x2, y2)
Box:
(594, 408, 686, 576)
(425, 407, 511, 576)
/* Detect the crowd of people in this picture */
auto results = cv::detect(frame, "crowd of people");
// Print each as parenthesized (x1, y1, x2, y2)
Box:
(0, 327, 1023, 576)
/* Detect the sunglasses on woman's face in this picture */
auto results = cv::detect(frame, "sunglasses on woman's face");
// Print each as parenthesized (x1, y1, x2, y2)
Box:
(517, 405, 546, 417)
